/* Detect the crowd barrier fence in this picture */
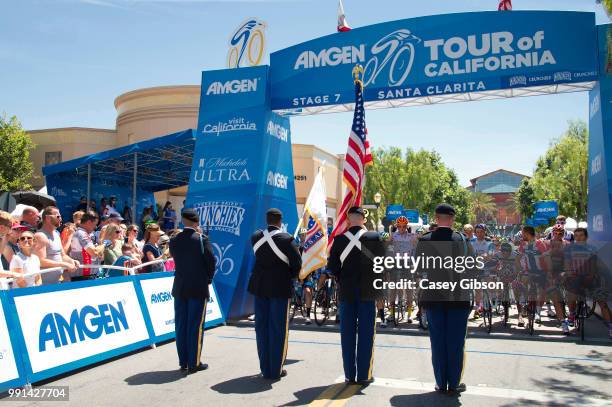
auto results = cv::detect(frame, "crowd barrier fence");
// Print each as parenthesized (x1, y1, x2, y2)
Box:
(0, 261, 225, 391)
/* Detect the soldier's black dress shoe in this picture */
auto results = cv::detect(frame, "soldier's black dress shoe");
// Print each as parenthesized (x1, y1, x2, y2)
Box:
(188, 363, 209, 374)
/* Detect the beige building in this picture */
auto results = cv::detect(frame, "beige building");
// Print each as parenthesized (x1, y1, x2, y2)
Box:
(27, 85, 344, 221)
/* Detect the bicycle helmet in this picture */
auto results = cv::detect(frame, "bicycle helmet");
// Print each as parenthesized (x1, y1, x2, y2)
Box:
(396, 216, 409, 226)
(475, 224, 487, 231)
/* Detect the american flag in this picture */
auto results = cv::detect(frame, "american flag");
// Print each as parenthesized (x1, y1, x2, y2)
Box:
(498, 0, 512, 10)
(328, 81, 372, 247)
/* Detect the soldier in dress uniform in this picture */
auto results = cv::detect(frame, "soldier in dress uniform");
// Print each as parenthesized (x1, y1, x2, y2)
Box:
(327, 206, 385, 384)
(414, 203, 475, 395)
(169, 208, 216, 374)
(248, 208, 302, 380)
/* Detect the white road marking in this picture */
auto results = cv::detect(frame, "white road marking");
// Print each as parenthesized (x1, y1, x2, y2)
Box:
(334, 376, 610, 406)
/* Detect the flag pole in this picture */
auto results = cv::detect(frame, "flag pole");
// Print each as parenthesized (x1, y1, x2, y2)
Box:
(293, 163, 326, 238)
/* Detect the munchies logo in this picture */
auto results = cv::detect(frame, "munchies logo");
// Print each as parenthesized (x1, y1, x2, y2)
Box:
(196, 201, 246, 236)
(38, 302, 129, 352)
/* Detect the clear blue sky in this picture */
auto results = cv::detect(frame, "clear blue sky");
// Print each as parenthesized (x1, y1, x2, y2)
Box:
(1, 0, 608, 185)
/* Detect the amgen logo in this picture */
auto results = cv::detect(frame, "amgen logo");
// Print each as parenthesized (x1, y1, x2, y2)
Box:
(590, 94, 600, 119)
(593, 215, 604, 232)
(592, 154, 602, 176)
(151, 292, 173, 303)
(38, 302, 129, 352)
(206, 78, 258, 95)
(267, 171, 289, 189)
(267, 121, 288, 142)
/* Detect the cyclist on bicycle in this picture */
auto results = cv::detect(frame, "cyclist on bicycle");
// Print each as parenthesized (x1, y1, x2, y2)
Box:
(471, 224, 495, 319)
(518, 226, 549, 324)
(491, 242, 524, 326)
(544, 224, 570, 333)
(297, 229, 314, 325)
(388, 216, 417, 324)
(563, 227, 612, 338)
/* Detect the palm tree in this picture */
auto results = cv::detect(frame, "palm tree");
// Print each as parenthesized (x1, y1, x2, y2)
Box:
(470, 192, 496, 224)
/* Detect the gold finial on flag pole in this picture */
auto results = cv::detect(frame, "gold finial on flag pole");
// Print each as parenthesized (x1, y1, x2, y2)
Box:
(352, 64, 364, 88)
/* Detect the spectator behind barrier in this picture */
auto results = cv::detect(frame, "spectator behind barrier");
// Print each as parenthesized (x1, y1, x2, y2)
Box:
(142, 223, 166, 273)
(70, 211, 105, 280)
(126, 224, 144, 258)
(0, 211, 14, 271)
(9, 230, 41, 288)
(20, 206, 40, 232)
(101, 224, 123, 272)
(34, 206, 79, 285)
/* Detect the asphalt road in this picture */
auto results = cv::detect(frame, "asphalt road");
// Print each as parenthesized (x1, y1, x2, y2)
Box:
(2, 324, 610, 407)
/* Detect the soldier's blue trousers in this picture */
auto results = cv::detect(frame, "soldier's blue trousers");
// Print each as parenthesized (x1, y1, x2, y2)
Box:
(174, 297, 208, 369)
(339, 299, 376, 382)
(254, 297, 290, 379)
(425, 305, 471, 390)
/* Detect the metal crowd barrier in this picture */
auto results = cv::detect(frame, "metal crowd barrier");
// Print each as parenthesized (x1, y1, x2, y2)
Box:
(0, 259, 171, 290)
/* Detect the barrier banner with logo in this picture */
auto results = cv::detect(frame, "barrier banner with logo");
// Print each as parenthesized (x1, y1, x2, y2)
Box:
(9, 278, 151, 382)
(136, 274, 225, 340)
(0, 292, 24, 390)
(270, 11, 598, 110)
(189, 65, 298, 318)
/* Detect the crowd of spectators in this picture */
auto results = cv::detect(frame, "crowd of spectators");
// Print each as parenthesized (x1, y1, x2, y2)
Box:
(0, 196, 182, 289)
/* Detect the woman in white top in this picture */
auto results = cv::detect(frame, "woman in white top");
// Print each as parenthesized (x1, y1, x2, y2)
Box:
(9, 231, 42, 288)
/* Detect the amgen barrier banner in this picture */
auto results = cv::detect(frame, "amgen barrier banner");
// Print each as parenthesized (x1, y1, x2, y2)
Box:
(270, 11, 598, 110)
(0, 295, 22, 389)
(10, 279, 150, 381)
(138, 274, 225, 340)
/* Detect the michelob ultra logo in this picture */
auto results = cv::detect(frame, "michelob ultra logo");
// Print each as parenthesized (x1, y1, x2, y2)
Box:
(38, 301, 129, 352)
(195, 201, 246, 236)
(267, 171, 289, 190)
(206, 78, 259, 95)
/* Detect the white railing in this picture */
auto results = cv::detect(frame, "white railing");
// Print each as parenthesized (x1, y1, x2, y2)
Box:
(0, 259, 172, 290)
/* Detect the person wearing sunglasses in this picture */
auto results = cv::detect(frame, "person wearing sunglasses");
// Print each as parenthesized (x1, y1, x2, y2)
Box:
(545, 215, 575, 242)
(33, 206, 79, 285)
(101, 224, 124, 276)
(9, 231, 42, 288)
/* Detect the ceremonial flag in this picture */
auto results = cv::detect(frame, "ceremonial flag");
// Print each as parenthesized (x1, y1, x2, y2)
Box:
(298, 167, 328, 279)
(328, 80, 372, 248)
(498, 0, 512, 10)
(337, 0, 351, 32)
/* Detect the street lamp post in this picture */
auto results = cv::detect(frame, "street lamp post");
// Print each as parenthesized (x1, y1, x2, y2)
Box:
(374, 192, 382, 231)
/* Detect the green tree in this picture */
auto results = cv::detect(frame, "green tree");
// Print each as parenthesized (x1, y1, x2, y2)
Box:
(0, 115, 34, 191)
(364, 147, 470, 227)
(529, 120, 588, 220)
(470, 192, 496, 224)
(514, 178, 535, 222)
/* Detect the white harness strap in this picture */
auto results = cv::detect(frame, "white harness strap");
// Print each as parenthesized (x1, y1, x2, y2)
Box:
(253, 229, 290, 265)
(339, 229, 367, 266)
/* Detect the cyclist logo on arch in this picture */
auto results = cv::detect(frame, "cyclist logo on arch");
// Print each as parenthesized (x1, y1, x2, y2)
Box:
(363, 29, 422, 87)
(227, 18, 267, 69)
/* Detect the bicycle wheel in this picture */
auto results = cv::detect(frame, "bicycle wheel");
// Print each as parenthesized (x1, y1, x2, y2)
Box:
(314, 288, 329, 326)
(502, 301, 510, 328)
(394, 301, 404, 327)
(576, 300, 587, 342)
(528, 302, 535, 336)
(288, 299, 297, 322)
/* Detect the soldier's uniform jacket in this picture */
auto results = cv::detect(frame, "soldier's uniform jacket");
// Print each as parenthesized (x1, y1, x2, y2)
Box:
(328, 226, 385, 302)
(248, 226, 302, 298)
(415, 227, 476, 308)
(169, 228, 216, 299)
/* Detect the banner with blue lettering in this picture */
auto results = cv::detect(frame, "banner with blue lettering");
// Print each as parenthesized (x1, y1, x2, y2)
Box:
(386, 205, 403, 221)
(46, 173, 155, 225)
(189, 66, 297, 318)
(270, 11, 598, 111)
(0, 292, 25, 390)
(404, 209, 419, 223)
